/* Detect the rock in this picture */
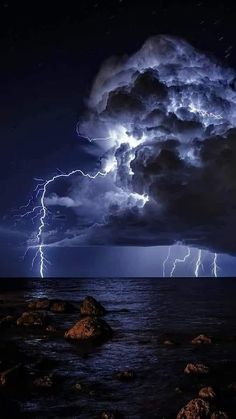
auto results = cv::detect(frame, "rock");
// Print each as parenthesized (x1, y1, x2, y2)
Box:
(17, 311, 48, 327)
(0, 315, 15, 329)
(114, 370, 136, 382)
(50, 300, 71, 313)
(28, 298, 73, 313)
(45, 325, 57, 333)
(184, 363, 209, 375)
(28, 298, 50, 310)
(199, 386, 216, 400)
(191, 334, 212, 345)
(177, 398, 210, 419)
(33, 374, 53, 388)
(80, 296, 106, 317)
(0, 364, 22, 386)
(74, 382, 83, 392)
(163, 339, 175, 345)
(100, 410, 123, 419)
(64, 316, 112, 341)
(211, 412, 228, 419)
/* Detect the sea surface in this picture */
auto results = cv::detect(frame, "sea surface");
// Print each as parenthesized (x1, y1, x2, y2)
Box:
(0, 278, 236, 418)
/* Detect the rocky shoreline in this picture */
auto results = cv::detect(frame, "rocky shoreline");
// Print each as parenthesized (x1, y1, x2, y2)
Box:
(0, 294, 236, 418)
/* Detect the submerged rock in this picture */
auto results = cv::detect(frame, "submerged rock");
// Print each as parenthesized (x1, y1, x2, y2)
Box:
(28, 298, 50, 311)
(80, 296, 106, 317)
(100, 410, 123, 419)
(64, 316, 112, 341)
(177, 398, 210, 419)
(50, 300, 71, 313)
(191, 334, 212, 345)
(114, 370, 136, 382)
(33, 374, 53, 388)
(184, 363, 209, 375)
(17, 311, 48, 327)
(0, 364, 22, 386)
(28, 298, 72, 313)
(199, 386, 216, 400)
(163, 339, 175, 345)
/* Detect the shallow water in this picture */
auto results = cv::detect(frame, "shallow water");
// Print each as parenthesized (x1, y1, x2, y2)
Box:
(0, 278, 236, 418)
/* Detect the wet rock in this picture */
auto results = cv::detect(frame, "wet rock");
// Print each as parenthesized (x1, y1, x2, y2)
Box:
(199, 386, 216, 400)
(0, 364, 22, 386)
(191, 334, 212, 345)
(45, 325, 57, 333)
(64, 316, 112, 341)
(0, 315, 15, 329)
(210, 412, 228, 419)
(17, 311, 48, 327)
(74, 382, 83, 392)
(184, 363, 209, 376)
(50, 300, 71, 313)
(100, 410, 123, 419)
(177, 398, 210, 419)
(33, 374, 53, 388)
(163, 339, 175, 345)
(114, 370, 136, 382)
(28, 298, 50, 311)
(80, 296, 106, 317)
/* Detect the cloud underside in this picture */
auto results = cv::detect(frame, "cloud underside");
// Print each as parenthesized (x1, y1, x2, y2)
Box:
(44, 35, 236, 255)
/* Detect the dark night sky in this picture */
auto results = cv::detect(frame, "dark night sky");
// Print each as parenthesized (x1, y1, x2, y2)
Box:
(1, 0, 236, 277)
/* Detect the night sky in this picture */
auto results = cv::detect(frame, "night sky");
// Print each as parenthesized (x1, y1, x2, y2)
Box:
(1, 0, 236, 277)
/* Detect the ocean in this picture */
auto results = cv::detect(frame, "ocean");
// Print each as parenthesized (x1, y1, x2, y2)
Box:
(0, 278, 236, 418)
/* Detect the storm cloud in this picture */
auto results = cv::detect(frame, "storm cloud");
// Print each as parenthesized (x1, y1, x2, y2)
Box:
(47, 35, 236, 255)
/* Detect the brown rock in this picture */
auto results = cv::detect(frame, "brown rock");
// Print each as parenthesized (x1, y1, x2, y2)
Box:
(114, 370, 136, 382)
(50, 300, 70, 313)
(177, 398, 210, 419)
(64, 316, 112, 341)
(0, 364, 22, 386)
(184, 363, 209, 376)
(100, 411, 123, 419)
(211, 412, 228, 419)
(199, 386, 216, 400)
(191, 334, 212, 345)
(17, 311, 48, 327)
(80, 296, 106, 317)
(46, 325, 57, 333)
(163, 339, 175, 345)
(28, 298, 50, 310)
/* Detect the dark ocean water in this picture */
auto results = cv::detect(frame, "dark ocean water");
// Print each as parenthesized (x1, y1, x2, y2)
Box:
(0, 278, 236, 418)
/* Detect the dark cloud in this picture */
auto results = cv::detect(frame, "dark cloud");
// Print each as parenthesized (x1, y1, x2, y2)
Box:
(45, 35, 236, 255)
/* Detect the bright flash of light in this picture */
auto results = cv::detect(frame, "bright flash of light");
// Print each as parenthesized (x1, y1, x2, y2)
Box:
(212, 253, 218, 277)
(162, 246, 171, 277)
(188, 104, 223, 121)
(36, 169, 109, 278)
(195, 249, 202, 277)
(170, 246, 191, 277)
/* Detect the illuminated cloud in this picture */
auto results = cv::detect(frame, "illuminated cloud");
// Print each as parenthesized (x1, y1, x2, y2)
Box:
(47, 36, 236, 255)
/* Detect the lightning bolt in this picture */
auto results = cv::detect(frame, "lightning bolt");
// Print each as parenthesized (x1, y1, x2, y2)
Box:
(170, 246, 191, 277)
(35, 168, 108, 278)
(194, 249, 202, 277)
(162, 246, 171, 277)
(212, 253, 218, 277)
(188, 104, 223, 121)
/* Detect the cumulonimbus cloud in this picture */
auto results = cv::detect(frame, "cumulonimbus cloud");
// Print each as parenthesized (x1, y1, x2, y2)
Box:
(49, 35, 236, 255)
